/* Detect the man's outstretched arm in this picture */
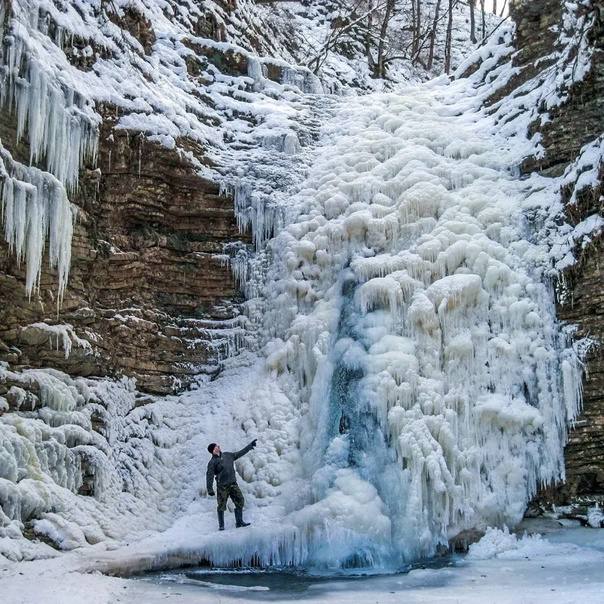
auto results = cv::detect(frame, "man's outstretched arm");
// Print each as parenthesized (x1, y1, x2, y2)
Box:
(206, 460, 216, 495)
(233, 439, 257, 460)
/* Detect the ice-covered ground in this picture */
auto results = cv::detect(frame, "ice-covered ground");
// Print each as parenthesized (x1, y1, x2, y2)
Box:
(2, 526, 604, 603)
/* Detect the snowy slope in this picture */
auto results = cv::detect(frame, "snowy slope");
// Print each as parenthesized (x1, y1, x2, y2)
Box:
(0, 0, 329, 560)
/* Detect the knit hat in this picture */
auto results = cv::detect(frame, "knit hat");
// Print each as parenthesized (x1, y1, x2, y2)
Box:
(207, 443, 217, 454)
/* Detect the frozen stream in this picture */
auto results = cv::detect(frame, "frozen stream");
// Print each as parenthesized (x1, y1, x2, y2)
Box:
(3, 527, 604, 604)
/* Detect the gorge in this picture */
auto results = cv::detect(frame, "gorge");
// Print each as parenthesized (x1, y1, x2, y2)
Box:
(0, 0, 602, 581)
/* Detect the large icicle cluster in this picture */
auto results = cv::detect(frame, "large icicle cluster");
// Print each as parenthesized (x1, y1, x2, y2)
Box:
(0, 10, 99, 189)
(259, 75, 583, 564)
(0, 2, 99, 298)
(0, 150, 73, 297)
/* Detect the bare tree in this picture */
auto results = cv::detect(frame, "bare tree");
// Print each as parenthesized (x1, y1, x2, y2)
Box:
(308, 1, 385, 75)
(444, 0, 453, 74)
(304, 0, 496, 81)
(366, 0, 375, 71)
(427, 0, 442, 70)
(375, 0, 396, 78)
(415, 0, 422, 56)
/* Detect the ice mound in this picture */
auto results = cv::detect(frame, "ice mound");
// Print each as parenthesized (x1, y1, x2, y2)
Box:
(467, 526, 582, 561)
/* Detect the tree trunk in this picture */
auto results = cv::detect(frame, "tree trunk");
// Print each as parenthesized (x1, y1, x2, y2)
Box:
(416, 0, 422, 57)
(444, 0, 453, 74)
(469, 0, 476, 44)
(375, 0, 395, 78)
(411, 0, 417, 55)
(480, 0, 486, 40)
(366, 0, 374, 72)
(427, 0, 441, 70)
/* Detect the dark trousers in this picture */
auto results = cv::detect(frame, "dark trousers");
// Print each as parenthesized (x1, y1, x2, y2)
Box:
(217, 482, 245, 512)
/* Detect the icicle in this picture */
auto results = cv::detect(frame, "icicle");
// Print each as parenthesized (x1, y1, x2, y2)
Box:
(0, 9, 99, 300)
(0, 150, 74, 300)
(0, 25, 99, 191)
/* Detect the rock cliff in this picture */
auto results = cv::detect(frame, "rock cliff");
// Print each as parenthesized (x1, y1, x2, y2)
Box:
(504, 0, 603, 505)
(511, 0, 604, 504)
(0, 107, 245, 395)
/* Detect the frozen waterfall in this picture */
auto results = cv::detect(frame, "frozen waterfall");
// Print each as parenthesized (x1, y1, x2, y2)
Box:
(249, 77, 583, 567)
(0, 1, 588, 571)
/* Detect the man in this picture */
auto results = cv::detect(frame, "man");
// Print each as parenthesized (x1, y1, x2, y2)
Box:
(206, 439, 257, 531)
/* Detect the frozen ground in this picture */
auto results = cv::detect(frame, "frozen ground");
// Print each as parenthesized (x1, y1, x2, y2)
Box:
(2, 0, 603, 589)
(1, 527, 604, 603)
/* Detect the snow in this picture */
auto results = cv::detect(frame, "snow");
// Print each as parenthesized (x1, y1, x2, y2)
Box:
(561, 135, 604, 204)
(262, 0, 498, 92)
(0, 352, 304, 564)
(587, 506, 603, 529)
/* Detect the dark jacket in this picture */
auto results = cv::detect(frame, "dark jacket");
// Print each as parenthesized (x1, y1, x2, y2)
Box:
(206, 441, 255, 493)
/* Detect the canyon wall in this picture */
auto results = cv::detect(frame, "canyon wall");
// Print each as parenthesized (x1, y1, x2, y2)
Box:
(508, 0, 603, 504)
(0, 108, 245, 396)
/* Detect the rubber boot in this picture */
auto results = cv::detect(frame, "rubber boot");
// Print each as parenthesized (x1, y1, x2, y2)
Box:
(217, 510, 225, 531)
(235, 507, 250, 528)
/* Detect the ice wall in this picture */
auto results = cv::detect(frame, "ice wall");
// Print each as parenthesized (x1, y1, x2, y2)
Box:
(259, 76, 583, 565)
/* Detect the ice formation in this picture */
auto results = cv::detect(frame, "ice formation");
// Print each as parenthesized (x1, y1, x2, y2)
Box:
(0, 12, 99, 190)
(254, 74, 583, 565)
(0, 3, 98, 298)
(0, 151, 73, 298)
(21, 322, 93, 359)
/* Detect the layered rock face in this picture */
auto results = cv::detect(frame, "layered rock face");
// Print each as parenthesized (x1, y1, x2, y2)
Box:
(508, 0, 603, 503)
(0, 1, 253, 396)
(0, 112, 244, 395)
